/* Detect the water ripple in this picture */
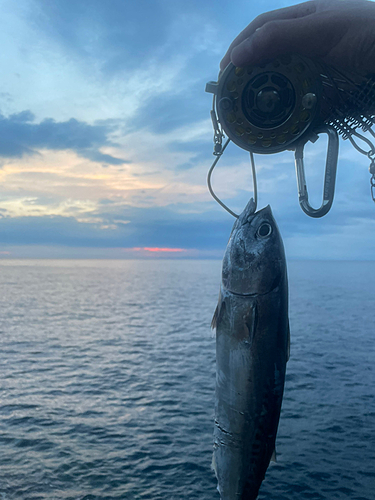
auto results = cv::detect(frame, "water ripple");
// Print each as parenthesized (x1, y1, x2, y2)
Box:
(0, 259, 374, 499)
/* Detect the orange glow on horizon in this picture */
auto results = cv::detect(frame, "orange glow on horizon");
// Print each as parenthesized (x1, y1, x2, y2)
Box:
(132, 247, 187, 253)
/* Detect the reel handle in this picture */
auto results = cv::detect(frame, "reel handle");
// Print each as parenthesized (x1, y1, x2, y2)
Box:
(294, 126, 339, 218)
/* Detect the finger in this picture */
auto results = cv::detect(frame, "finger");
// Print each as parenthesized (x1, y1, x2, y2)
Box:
(220, 0, 317, 70)
(230, 11, 349, 67)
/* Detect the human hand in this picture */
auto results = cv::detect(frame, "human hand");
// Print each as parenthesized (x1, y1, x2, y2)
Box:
(220, 0, 375, 75)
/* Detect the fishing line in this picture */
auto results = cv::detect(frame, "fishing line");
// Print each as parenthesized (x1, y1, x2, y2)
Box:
(207, 139, 258, 218)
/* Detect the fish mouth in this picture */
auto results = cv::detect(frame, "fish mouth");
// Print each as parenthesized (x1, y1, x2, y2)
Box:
(240, 203, 271, 226)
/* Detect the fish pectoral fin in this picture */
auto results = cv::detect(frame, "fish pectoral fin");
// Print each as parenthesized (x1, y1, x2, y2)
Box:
(211, 452, 218, 476)
(244, 302, 258, 343)
(270, 448, 277, 463)
(211, 303, 219, 330)
(211, 290, 225, 330)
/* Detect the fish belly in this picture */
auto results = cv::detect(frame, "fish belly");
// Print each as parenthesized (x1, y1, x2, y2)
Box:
(213, 287, 288, 500)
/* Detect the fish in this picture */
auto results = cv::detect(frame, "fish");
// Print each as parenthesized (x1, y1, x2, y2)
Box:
(211, 199, 290, 500)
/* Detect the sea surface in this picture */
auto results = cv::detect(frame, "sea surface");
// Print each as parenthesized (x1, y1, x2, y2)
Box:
(0, 259, 374, 500)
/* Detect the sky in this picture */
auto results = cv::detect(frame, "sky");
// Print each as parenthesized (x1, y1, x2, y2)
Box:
(0, 0, 374, 260)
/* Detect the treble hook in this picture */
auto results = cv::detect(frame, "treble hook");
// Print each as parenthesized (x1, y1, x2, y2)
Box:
(294, 125, 339, 218)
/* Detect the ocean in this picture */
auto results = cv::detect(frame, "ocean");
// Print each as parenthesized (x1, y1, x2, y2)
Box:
(0, 259, 374, 500)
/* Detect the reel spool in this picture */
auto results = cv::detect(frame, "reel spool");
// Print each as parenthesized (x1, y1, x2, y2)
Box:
(206, 54, 323, 154)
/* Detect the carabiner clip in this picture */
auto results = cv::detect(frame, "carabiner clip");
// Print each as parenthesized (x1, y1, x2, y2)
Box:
(294, 125, 339, 218)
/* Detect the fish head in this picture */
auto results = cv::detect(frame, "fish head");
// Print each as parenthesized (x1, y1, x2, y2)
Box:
(222, 201, 286, 295)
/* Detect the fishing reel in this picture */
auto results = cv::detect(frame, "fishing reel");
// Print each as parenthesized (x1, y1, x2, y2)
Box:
(206, 54, 375, 217)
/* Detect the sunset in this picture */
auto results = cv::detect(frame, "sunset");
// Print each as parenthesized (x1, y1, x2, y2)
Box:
(0, 0, 374, 259)
(133, 247, 187, 253)
(1, 1, 375, 499)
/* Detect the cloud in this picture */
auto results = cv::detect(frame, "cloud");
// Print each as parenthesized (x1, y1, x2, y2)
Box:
(9, 0, 226, 128)
(31, 0, 223, 70)
(0, 111, 128, 165)
(1, 0, 375, 260)
(32, 0, 174, 68)
(0, 211, 233, 251)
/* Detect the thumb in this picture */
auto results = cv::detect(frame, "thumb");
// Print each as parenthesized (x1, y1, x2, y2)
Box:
(230, 12, 349, 68)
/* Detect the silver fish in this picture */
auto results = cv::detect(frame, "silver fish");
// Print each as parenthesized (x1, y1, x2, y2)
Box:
(211, 200, 290, 500)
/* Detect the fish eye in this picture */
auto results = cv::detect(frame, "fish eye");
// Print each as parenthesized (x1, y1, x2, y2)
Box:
(257, 223, 272, 238)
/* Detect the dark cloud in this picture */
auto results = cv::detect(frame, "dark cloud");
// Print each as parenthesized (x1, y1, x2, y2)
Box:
(0, 216, 117, 246)
(1, 192, 374, 255)
(33, 0, 223, 71)
(29, 0, 247, 144)
(0, 211, 233, 250)
(34, 0, 173, 71)
(0, 111, 129, 165)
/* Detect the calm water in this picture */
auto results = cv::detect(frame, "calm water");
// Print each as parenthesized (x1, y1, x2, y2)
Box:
(0, 259, 374, 500)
